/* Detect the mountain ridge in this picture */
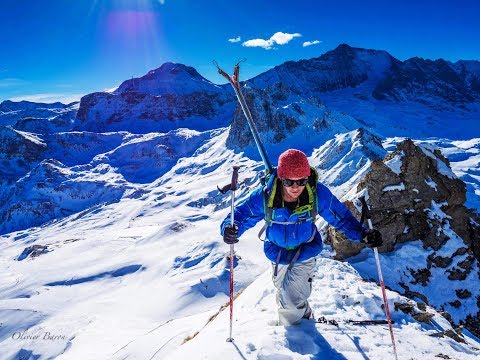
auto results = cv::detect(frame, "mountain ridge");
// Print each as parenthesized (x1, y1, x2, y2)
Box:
(0, 43, 479, 358)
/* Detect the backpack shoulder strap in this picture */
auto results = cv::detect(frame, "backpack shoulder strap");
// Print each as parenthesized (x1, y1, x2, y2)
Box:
(258, 186, 272, 241)
(311, 187, 318, 220)
(263, 186, 274, 225)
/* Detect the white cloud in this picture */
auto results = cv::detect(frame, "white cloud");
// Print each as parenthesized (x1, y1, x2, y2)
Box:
(271, 32, 301, 45)
(303, 40, 321, 47)
(0, 78, 26, 88)
(242, 38, 273, 49)
(8, 93, 84, 104)
(242, 32, 302, 50)
(228, 36, 241, 43)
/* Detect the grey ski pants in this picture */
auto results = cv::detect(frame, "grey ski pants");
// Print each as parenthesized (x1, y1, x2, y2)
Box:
(272, 257, 316, 325)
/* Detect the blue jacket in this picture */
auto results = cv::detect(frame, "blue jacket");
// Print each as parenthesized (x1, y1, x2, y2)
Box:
(221, 168, 364, 265)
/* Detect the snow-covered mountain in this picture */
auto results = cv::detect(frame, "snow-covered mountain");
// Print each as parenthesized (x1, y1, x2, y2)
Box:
(1, 44, 480, 359)
(248, 44, 480, 139)
(114, 62, 226, 96)
(250, 44, 480, 108)
(74, 63, 235, 134)
(0, 101, 78, 132)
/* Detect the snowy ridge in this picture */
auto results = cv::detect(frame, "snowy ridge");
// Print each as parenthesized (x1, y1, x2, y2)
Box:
(310, 128, 386, 199)
(167, 258, 480, 360)
(0, 101, 78, 129)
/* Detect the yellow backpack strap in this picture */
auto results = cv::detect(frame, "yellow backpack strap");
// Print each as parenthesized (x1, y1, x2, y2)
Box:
(267, 178, 278, 208)
(258, 186, 274, 241)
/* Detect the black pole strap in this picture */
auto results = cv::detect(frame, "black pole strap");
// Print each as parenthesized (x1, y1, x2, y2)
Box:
(218, 166, 240, 194)
(359, 196, 371, 229)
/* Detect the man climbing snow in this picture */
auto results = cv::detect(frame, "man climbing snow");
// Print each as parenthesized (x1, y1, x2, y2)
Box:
(220, 149, 383, 326)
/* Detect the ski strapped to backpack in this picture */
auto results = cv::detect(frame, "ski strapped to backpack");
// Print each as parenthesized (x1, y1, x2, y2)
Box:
(213, 59, 273, 174)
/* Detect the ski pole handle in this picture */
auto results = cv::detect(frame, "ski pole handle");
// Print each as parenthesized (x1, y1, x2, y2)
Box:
(231, 166, 239, 192)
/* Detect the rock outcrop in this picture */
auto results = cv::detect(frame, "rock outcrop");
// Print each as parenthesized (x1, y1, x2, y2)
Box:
(329, 139, 480, 337)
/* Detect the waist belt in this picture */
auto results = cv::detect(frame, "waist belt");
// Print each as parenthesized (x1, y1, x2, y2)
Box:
(273, 227, 317, 277)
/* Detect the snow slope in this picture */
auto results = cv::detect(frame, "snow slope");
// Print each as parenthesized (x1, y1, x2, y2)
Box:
(0, 130, 479, 359)
(168, 258, 480, 360)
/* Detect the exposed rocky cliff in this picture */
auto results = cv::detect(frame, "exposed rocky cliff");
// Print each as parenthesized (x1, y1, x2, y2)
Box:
(328, 139, 480, 337)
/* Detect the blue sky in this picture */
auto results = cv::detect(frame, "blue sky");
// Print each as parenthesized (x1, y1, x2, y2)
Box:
(1, 0, 479, 103)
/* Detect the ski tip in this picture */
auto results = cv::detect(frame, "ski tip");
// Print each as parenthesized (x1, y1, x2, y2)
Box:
(316, 316, 339, 327)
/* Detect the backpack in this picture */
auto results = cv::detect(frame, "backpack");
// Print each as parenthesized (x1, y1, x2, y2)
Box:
(258, 167, 319, 242)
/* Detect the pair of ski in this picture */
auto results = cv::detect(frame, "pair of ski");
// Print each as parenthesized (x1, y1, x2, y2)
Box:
(315, 316, 395, 327)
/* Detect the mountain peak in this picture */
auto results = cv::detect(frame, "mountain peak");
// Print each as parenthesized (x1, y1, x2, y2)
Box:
(320, 43, 395, 62)
(114, 62, 223, 96)
(137, 62, 205, 84)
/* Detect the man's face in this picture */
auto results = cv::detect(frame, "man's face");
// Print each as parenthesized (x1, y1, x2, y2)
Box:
(281, 177, 308, 200)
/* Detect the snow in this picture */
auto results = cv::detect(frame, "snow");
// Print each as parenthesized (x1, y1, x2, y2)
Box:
(167, 258, 480, 360)
(418, 145, 457, 179)
(0, 129, 478, 359)
(11, 128, 46, 146)
(384, 151, 404, 175)
(425, 178, 438, 191)
(382, 183, 406, 192)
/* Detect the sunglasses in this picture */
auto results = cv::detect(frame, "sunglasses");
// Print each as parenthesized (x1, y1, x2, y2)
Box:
(281, 178, 308, 187)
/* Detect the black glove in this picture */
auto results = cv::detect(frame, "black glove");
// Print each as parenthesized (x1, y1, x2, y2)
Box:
(362, 228, 383, 248)
(223, 224, 239, 244)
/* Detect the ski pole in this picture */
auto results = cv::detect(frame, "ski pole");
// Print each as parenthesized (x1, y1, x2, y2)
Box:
(359, 196, 399, 360)
(218, 166, 240, 342)
(213, 60, 273, 174)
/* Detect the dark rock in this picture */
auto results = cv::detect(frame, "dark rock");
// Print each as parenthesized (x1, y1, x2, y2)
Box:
(452, 247, 468, 257)
(412, 311, 435, 324)
(394, 302, 415, 314)
(344, 138, 480, 338)
(17, 245, 49, 261)
(429, 329, 466, 343)
(428, 254, 453, 268)
(226, 88, 300, 149)
(170, 222, 188, 232)
(373, 57, 478, 106)
(455, 289, 472, 299)
(447, 267, 468, 281)
(417, 302, 427, 311)
(449, 300, 461, 308)
(464, 312, 480, 339)
(409, 267, 431, 286)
